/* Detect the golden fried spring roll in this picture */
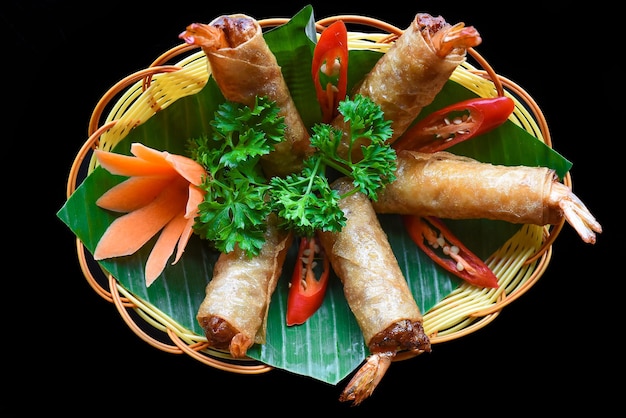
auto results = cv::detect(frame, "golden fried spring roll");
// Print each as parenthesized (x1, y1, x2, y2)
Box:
(357, 13, 480, 142)
(179, 14, 313, 178)
(317, 177, 427, 346)
(333, 13, 481, 161)
(317, 177, 431, 405)
(196, 214, 293, 358)
(373, 150, 602, 244)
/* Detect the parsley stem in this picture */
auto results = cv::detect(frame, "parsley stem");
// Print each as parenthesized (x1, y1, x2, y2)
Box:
(307, 157, 324, 195)
(320, 158, 350, 178)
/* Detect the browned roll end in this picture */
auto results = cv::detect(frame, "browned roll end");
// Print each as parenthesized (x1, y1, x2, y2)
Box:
(368, 319, 431, 355)
(197, 315, 238, 350)
(209, 14, 258, 48)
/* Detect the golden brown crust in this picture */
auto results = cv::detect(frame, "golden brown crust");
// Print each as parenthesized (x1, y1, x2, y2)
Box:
(210, 15, 258, 50)
(197, 315, 239, 350)
(374, 150, 560, 225)
(368, 319, 431, 354)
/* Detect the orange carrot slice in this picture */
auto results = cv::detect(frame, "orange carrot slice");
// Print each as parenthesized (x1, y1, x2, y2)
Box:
(96, 176, 174, 212)
(186, 184, 204, 218)
(93, 180, 187, 260)
(174, 215, 196, 264)
(130, 142, 169, 163)
(95, 149, 176, 177)
(172, 184, 204, 263)
(165, 153, 207, 186)
(144, 211, 190, 286)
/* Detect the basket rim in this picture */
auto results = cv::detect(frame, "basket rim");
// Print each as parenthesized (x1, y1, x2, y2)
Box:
(66, 14, 564, 375)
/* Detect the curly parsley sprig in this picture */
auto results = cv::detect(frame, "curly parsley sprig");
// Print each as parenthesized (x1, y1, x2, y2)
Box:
(189, 94, 396, 256)
(269, 94, 396, 237)
(188, 96, 284, 255)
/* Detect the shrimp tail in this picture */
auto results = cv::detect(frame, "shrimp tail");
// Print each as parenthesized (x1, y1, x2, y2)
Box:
(179, 23, 229, 51)
(550, 182, 602, 244)
(229, 333, 254, 358)
(432, 22, 482, 58)
(339, 352, 394, 406)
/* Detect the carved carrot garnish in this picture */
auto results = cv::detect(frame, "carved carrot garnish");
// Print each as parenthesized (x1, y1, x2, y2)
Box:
(93, 142, 207, 286)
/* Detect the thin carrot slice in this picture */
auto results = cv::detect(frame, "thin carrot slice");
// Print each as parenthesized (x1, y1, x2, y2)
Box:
(130, 142, 169, 164)
(93, 180, 187, 260)
(172, 184, 204, 263)
(174, 215, 195, 264)
(131, 142, 207, 184)
(95, 149, 176, 177)
(96, 176, 174, 212)
(165, 153, 207, 186)
(145, 211, 189, 286)
(169, 184, 204, 263)
(186, 184, 204, 218)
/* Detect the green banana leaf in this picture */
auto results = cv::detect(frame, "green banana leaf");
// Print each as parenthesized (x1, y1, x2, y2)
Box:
(57, 5, 571, 385)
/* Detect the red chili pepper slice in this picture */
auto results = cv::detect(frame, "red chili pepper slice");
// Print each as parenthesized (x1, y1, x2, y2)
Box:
(403, 215, 499, 288)
(394, 96, 515, 153)
(286, 235, 331, 326)
(311, 20, 348, 123)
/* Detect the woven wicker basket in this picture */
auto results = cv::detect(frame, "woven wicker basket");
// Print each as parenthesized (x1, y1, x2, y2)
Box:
(65, 15, 566, 373)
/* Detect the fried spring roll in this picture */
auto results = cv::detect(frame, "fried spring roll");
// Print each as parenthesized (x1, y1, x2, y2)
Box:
(374, 151, 602, 244)
(317, 177, 431, 405)
(333, 13, 481, 161)
(196, 214, 293, 358)
(179, 14, 313, 178)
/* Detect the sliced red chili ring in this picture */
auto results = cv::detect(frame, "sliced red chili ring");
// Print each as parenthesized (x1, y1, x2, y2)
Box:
(394, 96, 515, 153)
(286, 235, 331, 326)
(403, 215, 499, 288)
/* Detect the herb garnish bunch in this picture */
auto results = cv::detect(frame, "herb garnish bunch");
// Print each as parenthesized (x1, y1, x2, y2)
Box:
(188, 94, 397, 257)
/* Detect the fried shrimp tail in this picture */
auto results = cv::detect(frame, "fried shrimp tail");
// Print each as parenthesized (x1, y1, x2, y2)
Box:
(431, 22, 482, 58)
(549, 182, 602, 244)
(339, 352, 393, 405)
(178, 23, 229, 50)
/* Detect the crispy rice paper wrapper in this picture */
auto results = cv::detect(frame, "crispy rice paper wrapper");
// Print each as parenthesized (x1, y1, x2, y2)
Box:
(317, 177, 426, 346)
(180, 14, 312, 178)
(374, 150, 560, 225)
(196, 214, 293, 357)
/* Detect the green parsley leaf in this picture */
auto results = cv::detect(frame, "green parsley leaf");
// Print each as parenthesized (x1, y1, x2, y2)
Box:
(188, 96, 282, 257)
(270, 94, 396, 234)
(269, 158, 345, 237)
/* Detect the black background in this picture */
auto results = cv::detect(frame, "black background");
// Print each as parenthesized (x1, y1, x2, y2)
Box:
(6, 1, 615, 413)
